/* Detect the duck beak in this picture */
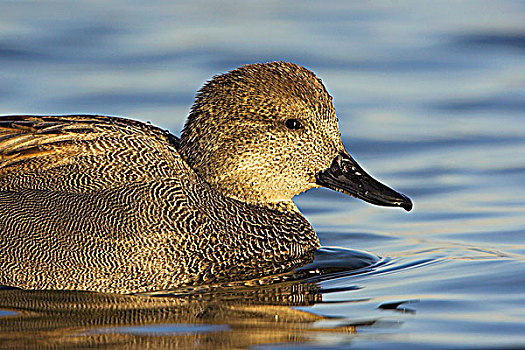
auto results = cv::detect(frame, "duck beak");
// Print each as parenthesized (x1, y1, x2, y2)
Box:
(316, 152, 413, 211)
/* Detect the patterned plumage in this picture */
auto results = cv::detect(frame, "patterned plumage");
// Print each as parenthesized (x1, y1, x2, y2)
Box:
(0, 62, 411, 293)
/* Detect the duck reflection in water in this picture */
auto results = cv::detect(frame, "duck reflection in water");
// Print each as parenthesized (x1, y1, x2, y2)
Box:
(0, 254, 384, 350)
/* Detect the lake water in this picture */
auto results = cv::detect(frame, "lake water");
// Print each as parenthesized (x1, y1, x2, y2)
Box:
(1, 1, 524, 349)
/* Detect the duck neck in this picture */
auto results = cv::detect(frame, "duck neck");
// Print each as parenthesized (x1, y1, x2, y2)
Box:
(207, 176, 301, 213)
(179, 142, 300, 213)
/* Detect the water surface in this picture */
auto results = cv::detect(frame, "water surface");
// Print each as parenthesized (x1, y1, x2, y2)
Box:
(1, 1, 524, 349)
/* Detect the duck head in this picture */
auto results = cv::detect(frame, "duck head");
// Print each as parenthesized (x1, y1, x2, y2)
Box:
(179, 62, 412, 212)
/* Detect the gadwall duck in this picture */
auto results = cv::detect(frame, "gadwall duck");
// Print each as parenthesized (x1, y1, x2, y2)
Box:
(0, 62, 412, 293)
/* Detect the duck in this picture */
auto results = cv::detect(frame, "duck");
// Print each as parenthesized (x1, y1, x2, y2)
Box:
(0, 62, 412, 294)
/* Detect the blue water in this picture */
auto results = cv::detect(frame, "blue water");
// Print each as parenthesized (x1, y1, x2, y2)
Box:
(1, 1, 524, 349)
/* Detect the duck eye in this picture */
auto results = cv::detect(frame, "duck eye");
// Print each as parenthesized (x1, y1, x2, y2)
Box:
(285, 119, 303, 130)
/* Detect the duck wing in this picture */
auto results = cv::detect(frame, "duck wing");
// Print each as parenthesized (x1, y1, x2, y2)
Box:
(0, 115, 185, 192)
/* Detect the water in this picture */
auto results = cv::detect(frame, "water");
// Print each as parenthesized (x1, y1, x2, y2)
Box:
(1, 1, 524, 348)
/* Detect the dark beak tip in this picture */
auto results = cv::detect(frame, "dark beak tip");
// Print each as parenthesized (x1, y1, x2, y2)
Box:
(399, 196, 413, 212)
